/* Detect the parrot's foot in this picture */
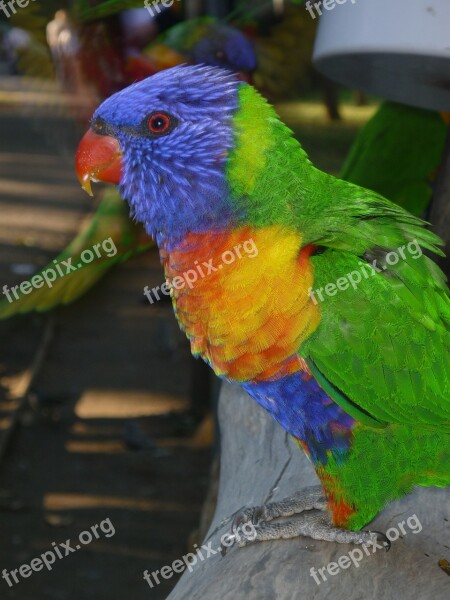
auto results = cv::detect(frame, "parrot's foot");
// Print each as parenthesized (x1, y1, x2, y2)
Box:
(221, 486, 390, 555)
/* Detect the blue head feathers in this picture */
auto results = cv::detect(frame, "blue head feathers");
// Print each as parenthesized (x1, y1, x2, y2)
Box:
(163, 18, 257, 75)
(188, 23, 257, 74)
(91, 65, 243, 249)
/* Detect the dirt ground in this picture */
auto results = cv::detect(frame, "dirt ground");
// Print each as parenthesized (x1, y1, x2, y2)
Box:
(0, 78, 212, 600)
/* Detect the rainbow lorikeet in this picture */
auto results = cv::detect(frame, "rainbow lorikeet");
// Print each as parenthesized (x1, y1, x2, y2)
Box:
(148, 10, 317, 100)
(75, 65, 450, 546)
(0, 6, 316, 319)
(0, 17, 256, 319)
(145, 16, 256, 81)
(340, 101, 448, 217)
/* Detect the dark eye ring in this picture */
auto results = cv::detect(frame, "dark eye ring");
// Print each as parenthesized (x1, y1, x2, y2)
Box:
(148, 112, 173, 135)
(91, 118, 108, 135)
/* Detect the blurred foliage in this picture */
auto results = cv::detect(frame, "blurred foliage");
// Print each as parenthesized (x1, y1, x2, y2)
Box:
(7, 2, 57, 78)
(252, 5, 317, 99)
(73, 0, 180, 23)
(9, 1, 67, 42)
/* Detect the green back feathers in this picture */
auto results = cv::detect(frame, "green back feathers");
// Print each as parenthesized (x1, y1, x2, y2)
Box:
(227, 84, 324, 232)
(227, 86, 449, 257)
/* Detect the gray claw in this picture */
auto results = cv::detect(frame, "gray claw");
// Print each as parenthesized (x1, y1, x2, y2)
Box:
(220, 533, 236, 557)
(231, 506, 261, 530)
(231, 510, 249, 531)
(252, 506, 266, 524)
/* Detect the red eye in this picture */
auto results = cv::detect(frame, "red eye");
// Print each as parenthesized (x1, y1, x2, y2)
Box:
(148, 112, 171, 134)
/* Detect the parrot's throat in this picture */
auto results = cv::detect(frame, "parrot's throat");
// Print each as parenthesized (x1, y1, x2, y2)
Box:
(161, 225, 321, 382)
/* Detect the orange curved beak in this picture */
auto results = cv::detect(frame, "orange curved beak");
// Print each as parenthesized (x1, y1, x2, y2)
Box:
(75, 129, 123, 196)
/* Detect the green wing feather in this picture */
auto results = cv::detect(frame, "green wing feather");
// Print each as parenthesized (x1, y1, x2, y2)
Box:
(340, 102, 447, 216)
(300, 183, 450, 428)
(0, 189, 150, 319)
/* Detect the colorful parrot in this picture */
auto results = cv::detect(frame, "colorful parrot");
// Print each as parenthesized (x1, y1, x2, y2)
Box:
(75, 65, 450, 546)
(340, 101, 448, 217)
(145, 16, 257, 82)
(0, 3, 317, 319)
(148, 10, 316, 98)
(0, 13, 257, 318)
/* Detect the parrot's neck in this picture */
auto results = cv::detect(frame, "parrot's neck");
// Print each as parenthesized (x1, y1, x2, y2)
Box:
(124, 84, 332, 251)
(160, 225, 320, 381)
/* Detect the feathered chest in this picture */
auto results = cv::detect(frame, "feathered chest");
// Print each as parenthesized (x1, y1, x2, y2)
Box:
(161, 226, 320, 382)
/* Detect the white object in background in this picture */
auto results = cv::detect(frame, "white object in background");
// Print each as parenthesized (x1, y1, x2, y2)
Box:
(313, 0, 450, 111)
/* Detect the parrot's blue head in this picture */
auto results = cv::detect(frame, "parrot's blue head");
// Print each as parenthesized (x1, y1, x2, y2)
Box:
(188, 24, 257, 76)
(76, 65, 244, 249)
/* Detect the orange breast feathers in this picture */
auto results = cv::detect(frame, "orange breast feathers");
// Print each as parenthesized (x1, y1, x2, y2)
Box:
(161, 226, 320, 382)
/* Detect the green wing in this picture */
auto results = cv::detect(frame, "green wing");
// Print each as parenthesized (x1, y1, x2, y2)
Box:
(0, 189, 151, 319)
(300, 184, 450, 428)
(340, 102, 447, 216)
